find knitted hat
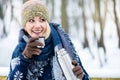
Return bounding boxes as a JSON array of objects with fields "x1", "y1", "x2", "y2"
[{"x1": 21, "y1": 0, "x2": 50, "y2": 27}]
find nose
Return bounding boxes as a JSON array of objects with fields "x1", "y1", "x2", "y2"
[{"x1": 34, "y1": 21, "x2": 41, "y2": 28}]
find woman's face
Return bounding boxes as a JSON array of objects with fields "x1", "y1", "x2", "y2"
[{"x1": 25, "y1": 17, "x2": 48, "y2": 38}]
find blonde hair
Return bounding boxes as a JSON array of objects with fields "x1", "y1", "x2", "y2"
[{"x1": 44, "y1": 21, "x2": 51, "y2": 39}]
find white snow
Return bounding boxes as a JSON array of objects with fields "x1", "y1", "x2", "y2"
[{"x1": 0, "y1": 0, "x2": 120, "y2": 78}]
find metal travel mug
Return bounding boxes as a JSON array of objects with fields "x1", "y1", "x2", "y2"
[{"x1": 36, "y1": 37, "x2": 45, "y2": 48}]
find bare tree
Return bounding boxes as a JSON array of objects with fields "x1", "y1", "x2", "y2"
[
  {"x1": 51, "y1": 0, "x2": 55, "y2": 19},
  {"x1": 78, "y1": 0, "x2": 95, "y2": 59},
  {"x1": 61, "y1": 0, "x2": 69, "y2": 33},
  {"x1": 93, "y1": 0, "x2": 108, "y2": 67},
  {"x1": 113, "y1": 0, "x2": 120, "y2": 48},
  {"x1": 0, "y1": 0, "x2": 13, "y2": 38},
  {"x1": 81, "y1": 0, "x2": 89, "y2": 48}
]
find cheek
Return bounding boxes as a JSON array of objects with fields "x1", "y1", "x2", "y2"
[
  {"x1": 44, "y1": 26, "x2": 47, "y2": 32},
  {"x1": 24, "y1": 24, "x2": 32, "y2": 34},
  {"x1": 25, "y1": 26, "x2": 30, "y2": 32},
  {"x1": 42, "y1": 24, "x2": 47, "y2": 32}
]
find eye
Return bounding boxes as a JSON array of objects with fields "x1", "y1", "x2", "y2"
[
  {"x1": 39, "y1": 18, "x2": 46, "y2": 22},
  {"x1": 28, "y1": 19, "x2": 35, "y2": 23}
]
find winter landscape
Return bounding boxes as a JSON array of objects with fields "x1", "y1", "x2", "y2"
[{"x1": 0, "y1": 0, "x2": 120, "y2": 79}]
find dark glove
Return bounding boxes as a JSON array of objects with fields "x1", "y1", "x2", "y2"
[
  {"x1": 22, "y1": 37, "x2": 43, "y2": 59},
  {"x1": 72, "y1": 60, "x2": 84, "y2": 79}
]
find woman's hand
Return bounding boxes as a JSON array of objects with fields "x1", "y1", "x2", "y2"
[
  {"x1": 22, "y1": 37, "x2": 43, "y2": 58},
  {"x1": 72, "y1": 60, "x2": 84, "y2": 79}
]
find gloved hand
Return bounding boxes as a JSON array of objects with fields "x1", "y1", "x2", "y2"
[
  {"x1": 72, "y1": 60, "x2": 84, "y2": 79},
  {"x1": 22, "y1": 37, "x2": 43, "y2": 59}
]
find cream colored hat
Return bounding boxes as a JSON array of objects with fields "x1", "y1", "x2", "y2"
[{"x1": 21, "y1": 0, "x2": 50, "y2": 27}]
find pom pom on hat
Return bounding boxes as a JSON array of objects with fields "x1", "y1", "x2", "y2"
[{"x1": 21, "y1": 0, "x2": 50, "y2": 27}]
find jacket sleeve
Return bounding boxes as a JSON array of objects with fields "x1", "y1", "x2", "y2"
[{"x1": 7, "y1": 44, "x2": 31, "y2": 80}]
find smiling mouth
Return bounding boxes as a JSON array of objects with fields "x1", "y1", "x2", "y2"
[{"x1": 32, "y1": 30, "x2": 42, "y2": 34}]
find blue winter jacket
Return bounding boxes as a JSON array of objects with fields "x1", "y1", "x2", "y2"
[{"x1": 8, "y1": 23, "x2": 89, "y2": 80}]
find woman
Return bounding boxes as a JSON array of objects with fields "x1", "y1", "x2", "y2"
[{"x1": 8, "y1": 0, "x2": 89, "y2": 80}]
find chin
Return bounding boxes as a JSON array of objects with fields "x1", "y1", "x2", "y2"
[
  {"x1": 31, "y1": 35, "x2": 40, "y2": 38},
  {"x1": 32, "y1": 34, "x2": 45, "y2": 38}
]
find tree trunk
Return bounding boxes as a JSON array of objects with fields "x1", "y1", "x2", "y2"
[
  {"x1": 113, "y1": 0, "x2": 120, "y2": 48},
  {"x1": 61, "y1": 0, "x2": 69, "y2": 33},
  {"x1": 94, "y1": 0, "x2": 106, "y2": 67}
]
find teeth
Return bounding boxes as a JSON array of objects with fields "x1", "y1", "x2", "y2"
[{"x1": 33, "y1": 30, "x2": 42, "y2": 33}]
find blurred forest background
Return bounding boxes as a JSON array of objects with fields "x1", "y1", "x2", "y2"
[{"x1": 0, "y1": 0, "x2": 120, "y2": 80}]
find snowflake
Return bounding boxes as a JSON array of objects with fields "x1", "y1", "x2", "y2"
[
  {"x1": 37, "y1": 67, "x2": 44, "y2": 76},
  {"x1": 11, "y1": 57, "x2": 20, "y2": 70},
  {"x1": 14, "y1": 71, "x2": 23, "y2": 80}
]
